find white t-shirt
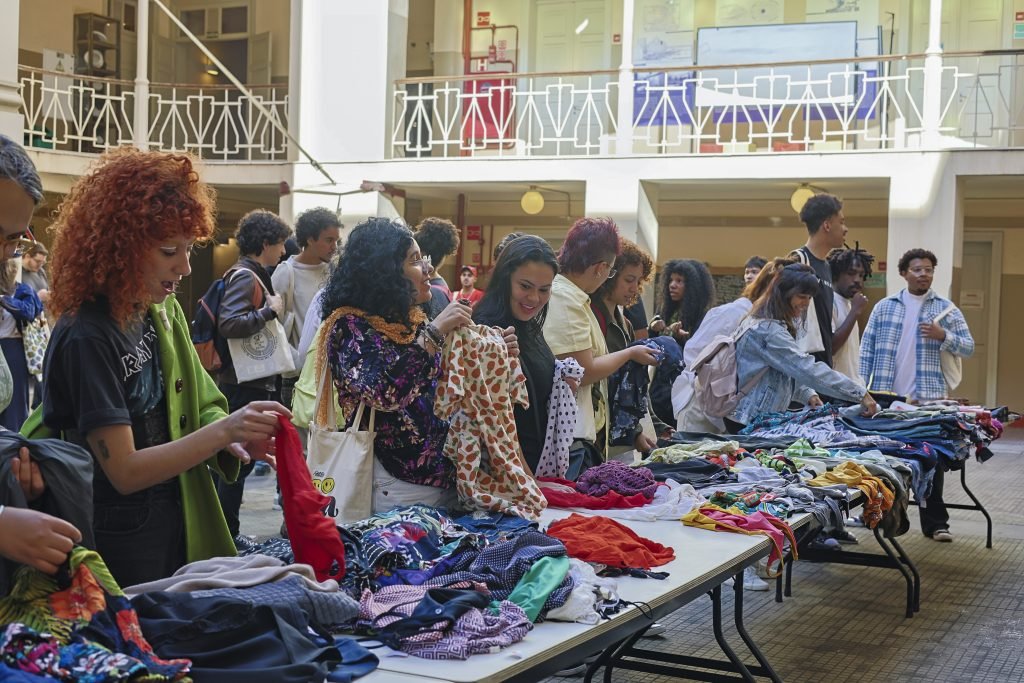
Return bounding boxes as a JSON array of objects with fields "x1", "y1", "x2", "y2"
[
  {"x1": 831, "y1": 295, "x2": 863, "y2": 385},
  {"x1": 271, "y1": 257, "x2": 329, "y2": 347},
  {"x1": 892, "y1": 290, "x2": 926, "y2": 398}
]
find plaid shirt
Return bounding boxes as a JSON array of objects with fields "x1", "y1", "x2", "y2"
[{"x1": 859, "y1": 289, "x2": 974, "y2": 401}]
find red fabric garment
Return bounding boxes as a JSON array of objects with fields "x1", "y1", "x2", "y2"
[
  {"x1": 546, "y1": 513, "x2": 675, "y2": 569},
  {"x1": 274, "y1": 415, "x2": 346, "y2": 581},
  {"x1": 537, "y1": 477, "x2": 653, "y2": 510}
]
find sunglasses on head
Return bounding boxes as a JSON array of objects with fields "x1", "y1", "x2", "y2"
[{"x1": 4, "y1": 230, "x2": 36, "y2": 256}]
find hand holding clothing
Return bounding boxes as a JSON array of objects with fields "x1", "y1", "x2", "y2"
[
  {"x1": 629, "y1": 344, "x2": 661, "y2": 366},
  {"x1": 220, "y1": 400, "x2": 291, "y2": 448},
  {"x1": 433, "y1": 300, "x2": 473, "y2": 336},
  {"x1": 860, "y1": 393, "x2": 879, "y2": 416},
  {"x1": 11, "y1": 446, "x2": 44, "y2": 501},
  {"x1": 807, "y1": 395, "x2": 824, "y2": 408},
  {"x1": 0, "y1": 506, "x2": 82, "y2": 575},
  {"x1": 501, "y1": 326, "x2": 520, "y2": 357}
]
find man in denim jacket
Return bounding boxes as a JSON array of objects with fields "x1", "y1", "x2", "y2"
[{"x1": 859, "y1": 248, "x2": 974, "y2": 543}]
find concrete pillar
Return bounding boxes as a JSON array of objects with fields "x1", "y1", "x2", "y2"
[
  {"x1": 290, "y1": 0, "x2": 410, "y2": 225},
  {"x1": 133, "y1": 0, "x2": 150, "y2": 149},
  {"x1": 0, "y1": 0, "x2": 24, "y2": 138},
  {"x1": 921, "y1": 0, "x2": 943, "y2": 148},
  {"x1": 585, "y1": 176, "x2": 661, "y2": 311},
  {"x1": 886, "y1": 153, "x2": 962, "y2": 297},
  {"x1": 614, "y1": 0, "x2": 635, "y2": 156}
]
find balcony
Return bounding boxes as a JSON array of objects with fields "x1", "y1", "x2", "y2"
[
  {"x1": 391, "y1": 50, "x2": 1024, "y2": 159},
  {"x1": 18, "y1": 66, "x2": 289, "y2": 162}
]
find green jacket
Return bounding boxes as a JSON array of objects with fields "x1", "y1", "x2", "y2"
[{"x1": 21, "y1": 295, "x2": 240, "y2": 563}]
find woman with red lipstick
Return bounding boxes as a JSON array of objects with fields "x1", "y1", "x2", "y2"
[
  {"x1": 473, "y1": 235, "x2": 562, "y2": 473},
  {"x1": 26, "y1": 148, "x2": 288, "y2": 586}
]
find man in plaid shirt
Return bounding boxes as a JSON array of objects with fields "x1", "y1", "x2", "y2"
[{"x1": 859, "y1": 247, "x2": 974, "y2": 543}]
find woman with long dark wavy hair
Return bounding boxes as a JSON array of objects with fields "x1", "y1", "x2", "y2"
[
  {"x1": 474, "y1": 234, "x2": 568, "y2": 473},
  {"x1": 320, "y1": 217, "x2": 517, "y2": 511},
  {"x1": 728, "y1": 263, "x2": 877, "y2": 432},
  {"x1": 26, "y1": 148, "x2": 287, "y2": 586},
  {"x1": 650, "y1": 258, "x2": 716, "y2": 354}
]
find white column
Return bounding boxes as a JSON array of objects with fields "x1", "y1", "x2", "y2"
[
  {"x1": 886, "y1": 153, "x2": 961, "y2": 297},
  {"x1": 584, "y1": 175, "x2": 660, "y2": 261},
  {"x1": 614, "y1": 0, "x2": 635, "y2": 156},
  {"x1": 291, "y1": 0, "x2": 409, "y2": 209},
  {"x1": 0, "y1": 0, "x2": 24, "y2": 139},
  {"x1": 920, "y1": 0, "x2": 943, "y2": 148},
  {"x1": 133, "y1": 0, "x2": 150, "y2": 149}
]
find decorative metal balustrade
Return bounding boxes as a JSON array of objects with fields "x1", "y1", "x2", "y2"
[
  {"x1": 19, "y1": 66, "x2": 289, "y2": 161},
  {"x1": 392, "y1": 50, "x2": 1024, "y2": 158}
]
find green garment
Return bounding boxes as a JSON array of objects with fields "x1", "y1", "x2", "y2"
[
  {"x1": 0, "y1": 350, "x2": 11, "y2": 413},
  {"x1": 505, "y1": 555, "x2": 570, "y2": 622},
  {"x1": 21, "y1": 295, "x2": 240, "y2": 563}
]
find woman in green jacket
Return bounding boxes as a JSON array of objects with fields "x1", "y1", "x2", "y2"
[{"x1": 24, "y1": 148, "x2": 288, "y2": 587}]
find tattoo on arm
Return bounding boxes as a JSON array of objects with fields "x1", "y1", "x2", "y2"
[{"x1": 97, "y1": 439, "x2": 111, "y2": 461}]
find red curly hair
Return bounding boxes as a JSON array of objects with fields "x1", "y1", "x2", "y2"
[{"x1": 49, "y1": 147, "x2": 217, "y2": 325}]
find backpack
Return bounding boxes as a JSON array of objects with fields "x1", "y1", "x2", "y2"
[
  {"x1": 688, "y1": 331, "x2": 766, "y2": 418},
  {"x1": 191, "y1": 268, "x2": 251, "y2": 372}
]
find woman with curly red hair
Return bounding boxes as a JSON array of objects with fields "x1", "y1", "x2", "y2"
[{"x1": 23, "y1": 148, "x2": 289, "y2": 587}]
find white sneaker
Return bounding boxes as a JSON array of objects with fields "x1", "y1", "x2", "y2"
[
  {"x1": 743, "y1": 567, "x2": 770, "y2": 592},
  {"x1": 640, "y1": 622, "x2": 667, "y2": 638}
]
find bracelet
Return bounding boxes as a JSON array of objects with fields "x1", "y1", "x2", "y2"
[{"x1": 424, "y1": 322, "x2": 446, "y2": 348}]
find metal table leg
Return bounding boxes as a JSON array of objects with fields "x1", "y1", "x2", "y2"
[
  {"x1": 732, "y1": 571, "x2": 784, "y2": 683},
  {"x1": 888, "y1": 535, "x2": 921, "y2": 613}
]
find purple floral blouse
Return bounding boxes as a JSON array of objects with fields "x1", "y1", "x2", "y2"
[{"x1": 328, "y1": 313, "x2": 454, "y2": 488}]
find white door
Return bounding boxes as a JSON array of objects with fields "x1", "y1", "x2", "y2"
[
  {"x1": 958, "y1": 237, "x2": 1001, "y2": 405},
  {"x1": 531, "y1": 0, "x2": 612, "y2": 155}
]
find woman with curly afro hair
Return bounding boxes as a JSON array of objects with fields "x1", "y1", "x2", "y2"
[
  {"x1": 319, "y1": 217, "x2": 517, "y2": 512},
  {"x1": 650, "y1": 258, "x2": 716, "y2": 355},
  {"x1": 25, "y1": 148, "x2": 289, "y2": 587}
]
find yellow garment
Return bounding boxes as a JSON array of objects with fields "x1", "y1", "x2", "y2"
[
  {"x1": 807, "y1": 461, "x2": 894, "y2": 529},
  {"x1": 543, "y1": 275, "x2": 609, "y2": 453}
]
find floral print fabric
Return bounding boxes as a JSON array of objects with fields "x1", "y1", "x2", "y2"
[
  {"x1": 0, "y1": 548, "x2": 190, "y2": 681},
  {"x1": 328, "y1": 313, "x2": 453, "y2": 488}
]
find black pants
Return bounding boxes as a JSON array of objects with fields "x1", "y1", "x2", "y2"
[
  {"x1": 216, "y1": 383, "x2": 274, "y2": 538},
  {"x1": 95, "y1": 480, "x2": 185, "y2": 587},
  {"x1": 920, "y1": 466, "x2": 950, "y2": 536}
]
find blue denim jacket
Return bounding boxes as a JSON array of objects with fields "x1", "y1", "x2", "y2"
[{"x1": 731, "y1": 319, "x2": 866, "y2": 425}]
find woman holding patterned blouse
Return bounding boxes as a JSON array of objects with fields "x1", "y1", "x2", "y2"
[{"x1": 320, "y1": 217, "x2": 517, "y2": 512}]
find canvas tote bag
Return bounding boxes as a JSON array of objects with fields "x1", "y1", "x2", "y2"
[
  {"x1": 307, "y1": 326, "x2": 375, "y2": 523},
  {"x1": 226, "y1": 273, "x2": 296, "y2": 382}
]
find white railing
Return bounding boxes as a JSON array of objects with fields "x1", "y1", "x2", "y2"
[
  {"x1": 391, "y1": 50, "x2": 1024, "y2": 158},
  {"x1": 19, "y1": 66, "x2": 289, "y2": 161}
]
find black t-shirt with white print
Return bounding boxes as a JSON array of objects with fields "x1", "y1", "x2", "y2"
[{"x1": 43, "y1": 297, "x2": 169, "y2": 503}]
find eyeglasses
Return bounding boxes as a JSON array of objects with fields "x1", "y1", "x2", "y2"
[
  {"x1": 595, "y1": 261, "x2": 617, "y2": 279},
  {"x1": 412, "y1": 254, "x2": 432, "y2": 272},
  {"x1": 908, "y1": 267, "x2": 934, "y2": 275},
  {"x1": 3, "y1": 230, "x2": 36, "y2": 257}
]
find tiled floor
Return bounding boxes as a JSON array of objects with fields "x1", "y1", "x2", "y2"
[{"x1": 239, "y1": 429, "x2": 1024, "y2": 682}]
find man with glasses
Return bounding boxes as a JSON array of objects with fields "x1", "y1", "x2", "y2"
[
  {"x1": 0, "y1": 135, "x2": 85, "y2": 587},
  {"x1": 859, "y1": 248, "x2": 974, "y2": 543}
]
